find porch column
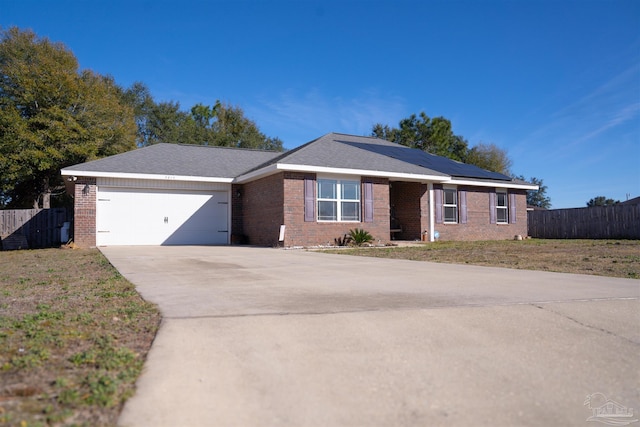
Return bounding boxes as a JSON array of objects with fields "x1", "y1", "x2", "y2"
[{"x1": 428, "y1": 182, "x2": 435, "y2": 242}]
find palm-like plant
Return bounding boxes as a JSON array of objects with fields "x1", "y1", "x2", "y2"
[{"x1": 348, "y1": 228, "x2": 373, "y2": 246}]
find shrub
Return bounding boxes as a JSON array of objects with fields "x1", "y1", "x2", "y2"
[
  {"x1": 334, "y1": 234, "x2": 352, "y2": 246},
  {"x1": 348, "y1": 228, "x2": 374, "y2": 246}
]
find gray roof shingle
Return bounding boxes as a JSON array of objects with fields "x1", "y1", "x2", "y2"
[
  {"x1": 261, "y1": 133, "x2": 448, "y2": 177},
  {"x1": 63, "y1": 133, "x2": 514, "y2": 183},
  {"x1": 245, "y1": 133, "x2": 511, "y2": 181},
  {"x1": 63, "y1": 143, "x2": 282, "y2": 178}
]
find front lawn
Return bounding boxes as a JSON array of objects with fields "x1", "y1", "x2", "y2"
[
  {"x1": 325, "y1": 239, "x2": 640, "y2": 279},
  {"x1": 0, "y1": 248, "x2": 160, "y2": 427}
]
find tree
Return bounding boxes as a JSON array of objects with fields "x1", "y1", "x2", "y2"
[
  {"x1": 372, "y1": 112, "x2": 520, "y2": 176},
  {"x1": 466, "y1": 143, "x2": 512, "y2": 175},
  {"x1": 0, "y1": 27, "x2": 136, "y2": 208},
  {"x1": 586, "y1": 196, "x2": 619, "y2": 207},
  {"x1": 372, "y1": 112, "x2": 468, "y2": 161},
  {"x1": 123, "y1": 84, "x2": 283, "y2": 151},
  {"x1": 147, "y1": 101, "x2": 200, "y2": 145},
  {"x1": 209, "y1": 102, "x2": 283, "y2": 150},
  {"x1": 122, "y1": 81, "x2": 156, "y2": 147},
  {"x1": 515, "y1": 175, "x2": 551, "y2": 208}
]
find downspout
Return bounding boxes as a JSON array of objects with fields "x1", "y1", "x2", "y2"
[{"x1": 428, "y1": 182, "x2": 435, "y2": 242}]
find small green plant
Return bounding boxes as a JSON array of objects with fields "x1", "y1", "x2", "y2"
[
  {"x1": 334, "y1": 234, "x2": 352, "y2": 246},
  {"x1": 348, "y1": 228, "x2": 374, "y2": 246},
  {"x1": 83, "y1": 373, "x2": 120, "y2": 407},
  {"x1": 1, "y1": 248, "x2": 161, "y2": 424}
]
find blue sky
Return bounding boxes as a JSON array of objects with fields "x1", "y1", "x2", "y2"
[{"x1": 2, "y1": 0, "x2": 639, "y2": 208}]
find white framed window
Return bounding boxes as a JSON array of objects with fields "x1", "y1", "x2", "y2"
[
  {"x1": 443, "y1": 187, "x2": 458, "y2": 223},
  {"x1": 317, "y1": 178, "x2": 361, "y2": 222},
  {"x1": 496, "y1": 190, "x2": 508, "y2": 224}
]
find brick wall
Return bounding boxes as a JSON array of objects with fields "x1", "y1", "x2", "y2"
[
  {"x1": 237, "y1": 175, "x2": 528, "y2": 246},
  {"x1": 230, "y1": 184, "x2": 245, "y2": 243},
  {"x1": 282, "y1": 174, "x2": 390, "y2": 247},
  {"x1": 435, "y1": 187, "x2": 528, "y2": 241},
  {"x1": 241, "y1": 173, "x2": 285, "y2": 246},
  {"x1": 73, "y1": 177, "x2": 96, "y2": 248}
]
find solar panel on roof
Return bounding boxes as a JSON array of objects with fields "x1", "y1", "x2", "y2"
[{"x1": 337, "y1": 139, "x2": 511, "y2": 181}]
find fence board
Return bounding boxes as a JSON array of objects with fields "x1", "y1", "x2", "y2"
[
  {"x1": 0, "y1": 208, "x2": 69, "y2": 250},
  {"x1": 528, "y1": 205, "x2": 640, "y2": 239}
]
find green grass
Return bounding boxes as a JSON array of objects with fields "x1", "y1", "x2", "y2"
[
  {"x1": 323, "y1": 239, "x2": 640, "y2": 279},
  {"x1": 0, "y1": 248, "x2": 160, "y2": 427}
]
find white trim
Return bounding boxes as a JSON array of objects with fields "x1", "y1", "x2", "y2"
[
  {"x1": 496, "y1": 188, "x2": 509, "y2": 224},
  {"x1": 316, "y1": 176, "x2": 361, "y2": 222},
  {"x1": 447, "y1": 178, "x2": 538, "y2": 190},
  {"x1": 442, "y1": 186, "x2": 458, "y2": 224},
  {"x1": 428, "y1": 183, "x2": 435, "y2": 242},
  {"x1": 233, "y1": 164, "x2": 279, "y2": 183},
  {"x1": 63, "y1": 166, "x2": 539, "y2": 190},
  {"x1": 61, "y1": 169, "x2": 234, "y2": 183},
  {"x1": 235, "y1": 163, "x2": 450, "y2": 183},
  {"x1": 280, "y1": 164, "x2": 449, "y2": 182},
  {"x1": 96, "y1": 177, "x2": 231, "y2": 192}
]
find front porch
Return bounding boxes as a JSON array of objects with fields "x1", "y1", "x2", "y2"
[{"x1": 388, "y1": 181, "x2": 431, "y2": 242}]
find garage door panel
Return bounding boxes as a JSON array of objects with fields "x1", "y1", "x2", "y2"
[
  {"x1": 163, "y1": 194, "x2": 228, "y2": 245},
  {"x1": 97, "y1": 187, "x2": 229, "y2": 246}
]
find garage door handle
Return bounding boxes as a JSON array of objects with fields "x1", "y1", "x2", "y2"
[{"x1": 164, "y1": 217, "x2": 168, "y2": 224}]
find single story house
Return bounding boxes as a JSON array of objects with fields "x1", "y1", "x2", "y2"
[{"x1": 61, "y1": 132, "x2": 538, "y2": 247}]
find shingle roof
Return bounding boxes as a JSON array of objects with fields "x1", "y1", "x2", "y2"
[
  {"x1": 63, "y1": 143, "x2": 281, "y2": 178},
  {"x1": 63, "y1": 133, "x2": 514, "y2": 183},
  {"x1": 245, "y1": 133, "x2": 511, "y2": 181},
  {"x1": 277, "y1": 133, "x2": 448, "y2": 176}
]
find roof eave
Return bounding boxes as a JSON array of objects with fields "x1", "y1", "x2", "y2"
[
  {"x1": 447, "y1": 177, "x2": 539, "y2": 190},
  {"x1": 234, "y1": 163, "x2": 450, "y2": 183},
  {"x1": 60, "y1": 169, "x2": 234, "y2": 183}
]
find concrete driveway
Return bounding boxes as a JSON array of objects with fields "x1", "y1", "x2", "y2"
[{"x1": 101, "y1": 246, "x2": 640, "y2": 427}]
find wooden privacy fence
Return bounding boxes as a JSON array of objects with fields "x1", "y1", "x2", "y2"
[
  {"x1": 0, "y1": 208, "x2": 70, "y2": 250},
  {"x1": 528, "y1": 204, "x2": 640, "y2": 239}
]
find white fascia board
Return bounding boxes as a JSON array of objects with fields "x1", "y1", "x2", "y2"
[
  {"x1": 447, "y1": 177, "x2": 539, "y2": 190},
  {"x1": 60, "y1": 169, "x2": 233, "y2": 183},
  {"x1": 233, "y1": 164, "x2": 279, "y2": 183},
  {"x1": 238, "y1": 163, "x2": 449, "y2": 183}
]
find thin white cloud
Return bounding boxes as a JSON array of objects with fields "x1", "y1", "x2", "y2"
[
  {"x1": 247, "y1": 88, "x2": 407, "y2": 147},
  {"x1": 578, "y1": 102, "x2": 640, "y2": 142},
  {"x1": 519, "y1": 62, "x2": 640, "y2": 159}
]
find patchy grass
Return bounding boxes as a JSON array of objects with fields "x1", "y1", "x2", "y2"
[
  {"x1": 0, "y1": 248, "x2": 160, "y2": 427},
  {"x1": 324, "y1": 239, "x2": 640, "y2": 279}
]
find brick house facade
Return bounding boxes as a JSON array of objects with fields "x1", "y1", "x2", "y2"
[{"x1": 63, "y1": 133, "x2": 537, "y2": 247}]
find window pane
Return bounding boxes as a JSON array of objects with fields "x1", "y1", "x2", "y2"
[
  {"x1": 318, "y1": 180, "x2": 336, "y2": 199},
  {"x1": 342, "y1": 181, "x2": 360, "y2": 200},
  {"x1": 444, "y1": 206, "x2": 457, "y2": 223},
  {"x1": 497, "y1": 208, "x2": 508, "y2": 223},
  {"x1": 318, "y1": 201, "x2": 337, "y2": 221},
  {"x1": 341, "y1": 201, "x2": 360, "y2": 221},
  {"x1": 444, "y1": 189, "x2": 456, "y2": 205},
  {"x1": 497, "y1": 192, "x2": 507, "y2": 207}
]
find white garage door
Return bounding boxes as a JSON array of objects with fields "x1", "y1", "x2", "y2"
[{"x1": 96, "y1": 187, "x2": 229, "y2": 246}]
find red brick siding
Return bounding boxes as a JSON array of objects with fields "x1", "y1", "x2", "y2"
[
  {"x1": 73, "y1": 177, "x2": 96, "y2": 248},
  {"x1": 282, "y1": 174, "x2": 390, "y2": 247},
  {"x1": 241, "y1": 174, "x2": 285, "y2": 246},
  {"x1": 435, "y1": 187, "x2": 528, "y2": 241}
]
